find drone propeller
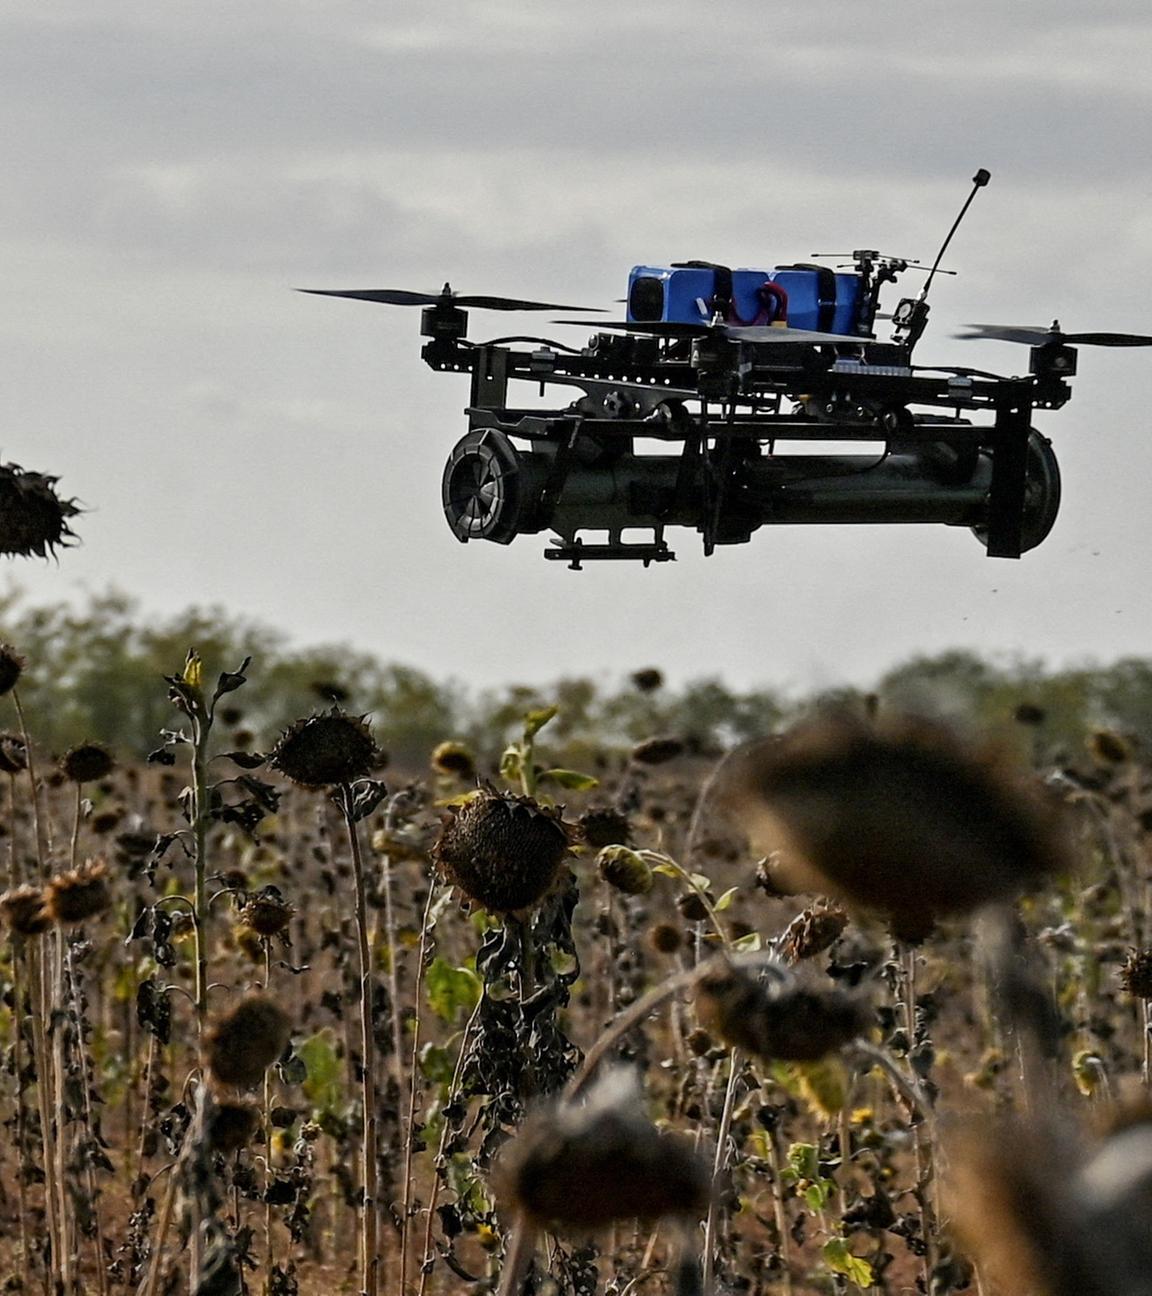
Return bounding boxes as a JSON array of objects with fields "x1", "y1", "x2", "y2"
[
  {"x1": 299, "y1": 283, "x2": 603, "y2": 312},
  {"x1": 957, "y1": 321, "x2": 1152, "y2": 347},
  {"x1": 553, "y1": 319, "x2": 858, "y2": 345}
]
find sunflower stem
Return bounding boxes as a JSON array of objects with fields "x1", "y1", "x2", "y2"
[
  {"x1": 69, "y1": 781, "x2": 81, "y2": 871},
  {"x1": 264, "y1": 940, "x2": 277, "y2": 1296},
  {"x1": 399, "y1": 881, "x2": 439, "y2": 1296},
  {"x1": 188, "y1": 708, "x2": 211, "y2": 1286},
  {"x1": 341, "y1": 786, "x2": 379, "y2": 1296},
  {"x1": 416, "y1": 998, "x2": 483, "y2": 1296},
  {"x1": 702, "y1": 1047, "x2": 741, "y2": 1296},
  {"x1": 898, "y1": 943, "x2": 938, "y2": 1288}
]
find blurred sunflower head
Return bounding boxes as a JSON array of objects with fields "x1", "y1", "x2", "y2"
[
  {"x1": 723, "y1": 711, "x2": 1069, "y2": 931},
  {"x1": 496, "y1": 1070, "x2": 709, "y2": 1229}
]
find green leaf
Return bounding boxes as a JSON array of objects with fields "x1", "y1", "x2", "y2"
[
  {"x1": 823, "y1": 1237, "x2": 874, "y2": 1287},
  {"x1": 714, "y1": 886, "x2": 739, "y2": 912},
  {"x1": 537, "y1": 768, "x2": 599, "y2": 791},
  {"x1": 793, "y1": 1058, "x2": 848, "y2": 1120},
  {"x1": 297, "y1": 1031, "x2": 342, "y2": 1114},
  {"x1": 426, "y1": 958, "x2": 482, "y2": 1025},
  {"x1": 786, "y1": 1142, "x2": 820, "y2": 1181},
  {"x1": 418, "y1": 1043, "x2": 455, "y2": 1085},
  {"x1": 688, "y1": 871, "x2": 712, "y2": 893},
  {"x1": 804, "y1": 1180, "x2": 831, "y2": 1211},
  {"x1": 650, "y1": 862, "x2": 680, "y2": 878},
  {"x1": 522, "y1": 705, "x2": 559, "y2": 740},
  {"x1": 732, "y1": 931, "x2": 762, "y2": 953}
]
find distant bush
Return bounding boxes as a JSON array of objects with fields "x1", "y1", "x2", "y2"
[{"x1": 1, "y1": 585, "x2": 1149, "y2": 763}]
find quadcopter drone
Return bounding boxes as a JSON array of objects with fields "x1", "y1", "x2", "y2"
[{"x1": 303, "y1": 170, "x2": 1152, "y2": 567}]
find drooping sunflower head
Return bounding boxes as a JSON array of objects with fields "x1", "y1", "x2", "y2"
[
  {"x1": 695, "y1": 961, "x2": 865, "y2": 1063},
  {"x1": 0, "y1": 733, "x2": 27, "y2": 775},
  {"x1": 205, "y1": 995, "x2": 291, "y2": 1089},
  {"x1": 430, "y1": 740, "x2": 477, "y2": 781},
  {"x1": 46, "y1": 860, "x2": 111, "y2": 925},
  {"x1": 60, "y1": 742, "x2": 115, "y2": 785},
  {"x1": 496, "y1": 1070, "x2": 710, "y2": 1229},
  {"x1": 724, "y1": 711, "x2": 1069, "y2": 931},
  {"x1": 0, "y1": 463, "x2": 80, "y2": 559},
  {"x1": 268, "y1": 708, "x2": 378, "y2": 788},
  {"x1": 0, "y1": 884, "x2": 51, "y2": 937},
  {"x1": 432, "y1": 789, "x2": 575, "y2": 914},
  {"x1": 238, "y1": 885, "x2": 295, "y2": 938}
]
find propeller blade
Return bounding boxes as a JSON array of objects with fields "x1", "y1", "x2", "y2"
[
  {"x1": 455, "y1": 294, "x2": 603, "y2": 312},
  {"x1": 955, "y1": 324, "x2": 1056, "y2": 345},
  {"x1": 299, "y1": 287, "x2": 602, "y2": 312},
  {"x1": 298, "y1": 287, "x2": 445, "y2": 306},
  {"x1": 959, "y1": 323, "x2": 1152, "y2": 348},
  {"x1": 1062, "y1": 331, "x2": 1152, "y2": 347}
]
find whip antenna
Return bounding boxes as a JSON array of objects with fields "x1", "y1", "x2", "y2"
[{"x1": 919, "y1": 168, "x2": 990, "y2": 305}]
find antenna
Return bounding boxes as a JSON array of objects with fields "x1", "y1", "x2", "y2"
[
  {"x1": 890, "y1": 169, "x2": 990, "y2": 351},
  {"x1": 919, "y1": 168, "x2": 990, "y2": 306}
]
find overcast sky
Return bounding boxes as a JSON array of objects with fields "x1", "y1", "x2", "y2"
[{"x1": 3, "y1": 1, "x2": 1152, "y2": 696}]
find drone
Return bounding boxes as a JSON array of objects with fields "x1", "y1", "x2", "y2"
[{"x1": 303, "y1": 170, "x2": 1152, "y2": 567}]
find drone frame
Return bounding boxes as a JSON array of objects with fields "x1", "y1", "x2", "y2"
[{"x1": 422, "y1": 299, "x2": 1069, "y2": 566}]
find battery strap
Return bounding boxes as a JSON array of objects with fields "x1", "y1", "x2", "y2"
[{"x1": 673, "y1": 260, "x2": 733, "y2": 318}]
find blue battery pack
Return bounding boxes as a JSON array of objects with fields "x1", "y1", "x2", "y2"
[{"x1": 627, "y1": 264, "x2": 860, "y2": 335}]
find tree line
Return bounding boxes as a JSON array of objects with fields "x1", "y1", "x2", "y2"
[{"x1": 1, "y1": 586, "x2": 1147, "y2": 767}]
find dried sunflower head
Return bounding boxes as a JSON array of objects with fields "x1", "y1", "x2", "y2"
[
  {"x1": 649, "y1": 922, "x2": 683, "y2": 955},
  {"x1": 778, "y1": 900, "x2": 849, "y2": 965},
  {"x1": 596, "y1": 845, "x2": 653, "y2": 896},
  {"x1": 579, "y1": 807, "x2": 633, "y2": 849},
  {"x1": 60, "y1": 742, "x2": 115, "y2": 785},
  {"x1": 432, "y1": 789, "x2": 574, "y2": 914},
  {"x1": 695, "y1": 961, "x2": 865, "y2": 1063},
  {"x1": 0, "y1": 463, "x2": 80, "y2": 558},
  {"x1": 630, "y1": 668, "x2": 664, "y2": 693},
  {"x1": 724, "y1": 712, "x2": 1069, "y2": 931},
  {"x1": 0, "y1": 646, "x2": 25, "y2": 697},
  {"x1": 46, "y1": 860, "x2": 110, "y2": 924},
  {"x1": 0, "y1": 884, "x2": 51, "y2": 936},
  {"x1": 430, "y1": 740, "x2": 477, "y2": 781},
  {"x1": 631, "y1": 736, "x2": 685, "y2": 766},
  {"x1": 238, "y1": 886, "x2": 295, "y2": 938},
  {"x1": 1087, "y1": 729, "x2": 1131, "y2": 766},
  {"x1": 496, "y1": 1070, "x2": 709, "y2": 1229},
  {"x1": 1120, "y1": 949, "x2": 1152, "y2": 1000},
  {"x1": 205, "y1": 995, "x2": 291, "y2": 1089},
  {"x1": 0, "y1": 733, "x2": 27, "y2": 775},
  {"x1": 89, "y1": 807, "x2": 123, "y2": 834},
  {"x1": 205, "y1": 1100, "x2": 260, "y2": 1154},
  {"x1": 1014, "y1": 702, "x2": 1047, "y2": 727},
  {"x1": 268, "y1": 708, "x2": 378, "y2": 788}
]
